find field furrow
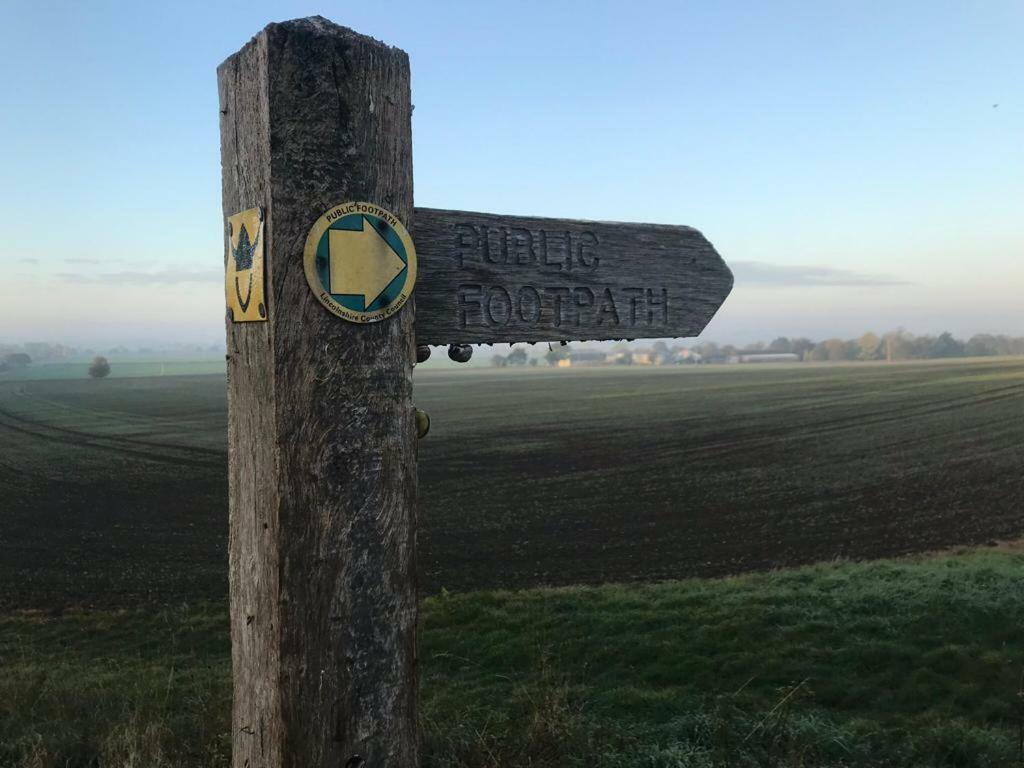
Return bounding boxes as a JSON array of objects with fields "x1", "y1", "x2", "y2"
[{"x1": 1, "y1": 359, "x2": 1022, "y2": 607}]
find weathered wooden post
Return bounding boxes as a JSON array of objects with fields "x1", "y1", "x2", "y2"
[
  {"x1": 218, "y1": 14, "x2": 734, "y2": 768},
  {"x1": 218, "y1": 17, "x2": 418, "y2": 768}
]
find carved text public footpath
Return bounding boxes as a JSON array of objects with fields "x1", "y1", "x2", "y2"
[
  {"x1": 413, "y1": 207, "x2": 733, "y2": 345},
  {"x1": 453, "y1": 222, "x2": 668, "y2": 331}
]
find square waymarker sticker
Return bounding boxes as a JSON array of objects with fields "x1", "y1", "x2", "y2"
[{"x1": 226, "y1": 207, "x2": 267, "y2": 322}]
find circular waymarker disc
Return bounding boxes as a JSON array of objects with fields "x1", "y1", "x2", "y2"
[{"x1": 303, "y1": 201, "x2": 416, "y2": 323}]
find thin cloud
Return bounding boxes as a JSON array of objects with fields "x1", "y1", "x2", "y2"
[
  {"x1": 19, "y1": 258, "x2": 39, "y2": 265},
  {"x1": 64, "y1": 257, "x2": 103, "y2": 264},
  {"x1": 58, "y1": 269, "x2": 221, "y2": 285},
  {"x1": 732, "y1": 261, "x2": 910, "y2": 287}
]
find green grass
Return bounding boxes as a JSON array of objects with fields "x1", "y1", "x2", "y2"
[{"x1": 3, "y1": 550, "x2": 1023, "y2": 767}]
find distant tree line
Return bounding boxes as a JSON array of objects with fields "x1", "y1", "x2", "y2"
[
  {"x1": 0, "y1": 352, "x2": 32, "y2": 373},
  {"x1": 692, "y1": 331, "x2": 1024, "y2": 363},
  {"x1": 0, "y1": 342, "x2": 225, "y2": 363},
  {"x1": 491, "y1": 347, "x2": 539, "y2": 367},
  {"x1": 487, "y1": 331, "x2": 1024, "y2": 369},
  {"x1": 0, "y1": 342, "x2": 74, "y2": 364},
  {"x1": 0, "y1": 350, "x2": 114, "y2": 377}
]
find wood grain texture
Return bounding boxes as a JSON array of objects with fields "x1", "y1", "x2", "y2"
[
  {"x1": 218, "y1": 16, "x2": 418, "y2": 768},
  {"x1": 412, "y1": 208, "x2": 733, "y2": 345}
]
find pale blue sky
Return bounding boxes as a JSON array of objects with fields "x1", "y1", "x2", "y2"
[{"x1": 1, "y1": 0, "x2": 1020, "y2": 345}]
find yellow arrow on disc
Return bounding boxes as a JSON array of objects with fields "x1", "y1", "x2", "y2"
[{"x1": 328, "y1": 218, "x2": 406, "y2": 308}]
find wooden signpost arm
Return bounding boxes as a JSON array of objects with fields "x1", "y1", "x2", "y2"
[
  {"x1": 218, "y1": 17, "x2": 418, "y2": 768},
  {"x1": 413, "y1": 207, "x2": 733, "y2": 345}
]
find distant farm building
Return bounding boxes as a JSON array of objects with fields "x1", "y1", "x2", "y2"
[
  {"x1": 735, "y1": 353, "x2": 801, "y2": 364},
  {"x1": 675, "y1": 348, "x2": 702, "y2": 363},
  {"x1": 558, "y1": 349, "x2": 608, "y2": 367},
  {"x1": 610, "y1": 347, "x2": 702, "y2": 365}
]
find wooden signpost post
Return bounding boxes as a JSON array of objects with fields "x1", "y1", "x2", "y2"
[{"x1": 218, "y1": 16, "x2": 732, "y2": 768}]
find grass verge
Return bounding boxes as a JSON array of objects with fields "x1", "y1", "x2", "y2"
[{"x1": 3, "y1": 550, "x2": 1023, "y2": 767}]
